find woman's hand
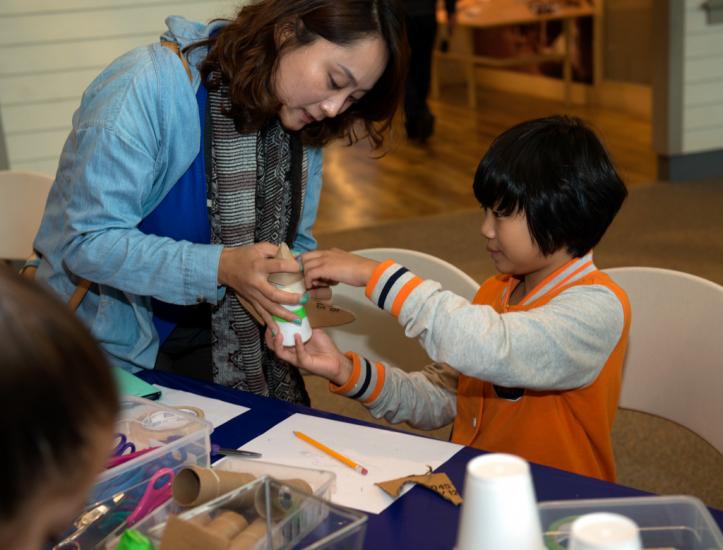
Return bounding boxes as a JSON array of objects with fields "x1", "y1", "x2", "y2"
[
  {"x1": 300, "y1": 248, "x2": 379, "y2": 289},
  {"x1": 218, "y1": 242, "x2": 306, "y2": 328},
  {"x1": 265, "y1": 328, "x2": 353, "y2": 387}
]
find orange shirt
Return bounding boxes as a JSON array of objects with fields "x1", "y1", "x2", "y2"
[{"x1": 452, "y1": 269, "x2": 630, "y2": 481}]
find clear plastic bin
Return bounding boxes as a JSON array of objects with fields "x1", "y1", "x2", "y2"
[
  {"x1": 55, "y1": 397, "x2": 212, "y2": 548},
  {"x1": 131, "y1": 476, "x2": 367, "y2": 550},
  {"x1": 539, "y1": 495, "x2": 723, "y2": 549}
]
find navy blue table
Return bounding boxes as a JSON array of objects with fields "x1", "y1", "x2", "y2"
[{"x1": 139, "y1": 370, "x2": 723, "y2": 549}]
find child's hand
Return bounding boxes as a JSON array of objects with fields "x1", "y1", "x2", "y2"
[
  {"x1": 265, "y1": 328, "x2": 353, "y2": 386},
  {"x1": 300, "y1": 248, "x2": 379, "y2": 289}
]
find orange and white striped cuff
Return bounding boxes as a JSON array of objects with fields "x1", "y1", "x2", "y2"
[
  {"x1": 364, "y1": 260, "x2": 424, "y2": 318},
  {"x1": 330, "y1": 352, "x2": 386, "y2": 405}
]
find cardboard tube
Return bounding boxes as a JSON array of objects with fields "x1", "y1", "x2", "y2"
[
  {"x1": 173, "y1": 465, "x2": 256, "y2": 507},
  {"x1": 228, "y1": 518, "x2": 269, "y2": 550},
  {"x1": 159, "y1": 515, "x2": 229, "y2": 550},
  {"x1": 254, "y1": 478, "x2": 313, "y2": 520},
  {"x1": 204, "y1": 510, "x2": 249, "y2": 540}
]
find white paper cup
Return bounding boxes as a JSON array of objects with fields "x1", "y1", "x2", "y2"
[
  {"x1": 455, "y1": 453, "x2": 545, "y2": 550},
  {"x1": 568, "y1": 512, "x2": 642, "y2": 550},
  {"x1": 279, "y1": 312, "x2": 312, "y2": 346}
]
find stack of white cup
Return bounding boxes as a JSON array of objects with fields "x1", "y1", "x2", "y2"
[{"x1": 455, "y1": 453, "x2": 545, "y2": 549}]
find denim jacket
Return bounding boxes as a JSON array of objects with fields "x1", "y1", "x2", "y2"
[{"x1": 33, "y1": 16, "x2": 323, "y2": 371}]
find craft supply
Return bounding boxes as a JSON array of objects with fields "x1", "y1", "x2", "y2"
[
  {"x1": 569, "y1": 513, "x2": 642, "y2": 550},
  {"x1": 228, "y1": 518, "x2": 269, "y2": 550},
  {"x1": 211, "y1": 444, "x2": 262, "y2": 459},
  {"x1": 115, "y1": 528, "x2": 154, "y2": 550},
  {"x1": 172, "y1": 465, "x2": 256, "y2": 507},
  {"x1": 376, "y1": 469, "x2": 462, "y2": 506},
  {"x1": 159, "y1": 515, "x2": 228, "y2": 550},
  {"x1": 113, "y1": 432, "x2": 137, "y2": 457},
  {"x1": 106, "y1": 446, "x2": 160, "y2": 469},
  {"x1": 204, "y1": 510, "x2": 249, "y2": 540},
  {"x1": 254, "y1": 478, "x2": 313, "y2": 520},
  {"x1": 294, "y1": 431, "x2": 368, "y2": 475},
  {"x1": 268, "y1": 243, "x2": 312, "y2": 346},
  {"x1": 456, "y1": 453, "x2": 544, "y2": 550}
]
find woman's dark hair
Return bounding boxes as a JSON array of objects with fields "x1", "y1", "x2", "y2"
[
  {"x1": 473, "y1": 115, "x2": 628, "y2": 257},
  {"x1": 0, "y1": 268, "x2": 118, "y2": 521},
  {"x1": 192, "y1": 0, "x2": 407, "y2": 149}
]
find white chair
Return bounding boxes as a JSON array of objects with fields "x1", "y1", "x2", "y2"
[
  {"x1": 325, "y1": 248, "x2": 479, "y2": 372},
  {"x1": 604, "y1": 266, "x2": 723, "y2": 454},
  {"x1": 0, "y1": 170, "x2": 53, "y2": 260}
]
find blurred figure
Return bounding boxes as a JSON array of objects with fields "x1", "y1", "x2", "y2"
[
  {"x1": 404, "y1": 0, "x2": 457, "y2": 143},
  {"x1": 0, "y1": 266, "x2": 118, "y2": 549}
]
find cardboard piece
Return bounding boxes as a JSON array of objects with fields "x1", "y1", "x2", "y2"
[
  {"x1": 159, "y1": 515, "x2": 229, "y2": 550},
  {"x1": 376, "y1": 470, "x2": 463, "y2": 506},
  {"x1": 173, "y1": 465, "x2": 256, "y2": 507},
  {"x1": 228, "y1": 518, "x2": 269, "y2": 550},
  {"x1": 267, "y1": 243, "x2": 302, "y2": 287},
  {"x1": 204, "y1": 510, "x2": 248, "y2": 540}
]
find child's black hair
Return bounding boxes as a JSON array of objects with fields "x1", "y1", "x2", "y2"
[
  {"x1": 0, "y1": 267, "x2": 118, "y2": 524},
  {"x1": 473, "y1": 115, "x2": 627, "y2": 257}
]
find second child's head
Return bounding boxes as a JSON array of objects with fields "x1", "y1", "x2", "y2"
[
  {"x1": 473, "y1": 115, "x2": 627, "y2": 278},
  {"x1": 0, "y1": 268, "x2": 119, "y2": 550}
]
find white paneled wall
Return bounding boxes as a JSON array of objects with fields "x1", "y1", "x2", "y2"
[
  {"x1": 0, "y1": 0, "x2": 240, "y2": 175},
  {"x1": 682, "y1": 1, "x2": 723, "y2": 153}
]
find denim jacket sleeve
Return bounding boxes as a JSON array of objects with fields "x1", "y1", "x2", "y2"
[
  {"x1": 50, "y1": 45, "x2": 222, "y2": 305},
  {"x1": 292, "y1": 146, "x2": 323, "y2": 253}
]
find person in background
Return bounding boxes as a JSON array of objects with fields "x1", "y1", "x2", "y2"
[
  {"x1": 270, "y1": 116, "x2": 631, "y2": 481},
  {"x1": 404, "y1": 0, "x2": 456, "y2": 142},
  {"x1": 31, "y1": 0, "x2": 407, "y2": 404},
  {"x1": 0, "y1": 267, "x2": 119, "y2": 549}
]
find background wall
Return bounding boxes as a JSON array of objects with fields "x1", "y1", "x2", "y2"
[
  {"x1": 680, "y1": 0, "x2": 723, "y2": 153},
  {"x1": 0, "y1": 0, "x2": 240, "y2": 175}
]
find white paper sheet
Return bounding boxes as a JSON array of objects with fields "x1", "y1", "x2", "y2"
[
  {"x1": 241, "y1": 413, "x2": 463, "y2": 514},
  {"x1": 156, "y1": 386, "x2": 249, "y2": 428}
]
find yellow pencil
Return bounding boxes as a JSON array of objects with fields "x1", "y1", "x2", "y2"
[{"x1": 294, "y1": 430, "x2": 368, "y2": 475}]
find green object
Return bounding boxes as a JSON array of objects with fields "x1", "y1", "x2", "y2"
[
  {"x1": 113, "y1": 366, "x2": 162, "y2": 400},
  {"x1": 115, "y1": 528, "x2": 154, "y2": 550},
  {"x1": 272, "y1": 305, "x2": 308, "y2": 323}
]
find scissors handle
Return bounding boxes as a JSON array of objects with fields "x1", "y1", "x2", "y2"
[
  {"x1": 112, "y1": 432, "x2": 136, "y2": 457},
  {"x1": 125, "y1": 467, "x2": 174, "y2": 526}
]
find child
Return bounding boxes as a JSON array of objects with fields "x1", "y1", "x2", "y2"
[
  {"x1": 0, "y1": 267, "x2": 119, "y2": 549},
  {"x1": 268, "y1": 115, "x2": 630, "y2": 481}
]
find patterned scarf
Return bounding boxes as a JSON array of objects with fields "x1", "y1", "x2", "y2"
[{"x1": 207, "y1": 79, "x2": 310, "y2": 404}]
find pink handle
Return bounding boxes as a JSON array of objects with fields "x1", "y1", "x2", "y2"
[
  {"x1": 125, "y1": 467, "x2": 174, "y2": 526},
  {"x1": 106, "y1": 446, "x2": 160, "y2": 469}
]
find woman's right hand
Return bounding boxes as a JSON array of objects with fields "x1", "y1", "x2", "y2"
[
  {"x1": 217, "y1": 242, "x2": 306, "y2": 327},
  {"x1": 265, "y1": 328, "x2": 353, "y2": 387}
]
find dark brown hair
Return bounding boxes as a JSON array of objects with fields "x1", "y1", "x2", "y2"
[
  {"x1": 0, "y1": 267, "x2": 118, "y2": 521},
  {"x1": 192, "y1": 0, "x2": 407, "y2": 149}
]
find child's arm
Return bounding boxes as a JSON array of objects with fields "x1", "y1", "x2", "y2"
[
  {"x1": 300, "y1": 249, "x2": 379, "y2": 288},
  {"x1": 265, "y1": 329, "x2": 457, "y2": 430},
  {"x1": 366, "y1": 262, "x2": 626, "y2": 391}
]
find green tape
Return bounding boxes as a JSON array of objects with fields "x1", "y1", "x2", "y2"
[{"x1": 272, "y1": 306, "x2": 307, "y2": 323}]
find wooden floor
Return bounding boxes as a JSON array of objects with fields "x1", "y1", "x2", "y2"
[{"x1": 315, "y1": 86, "x2": 656, "y2": 234}]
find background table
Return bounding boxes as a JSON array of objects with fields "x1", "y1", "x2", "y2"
[
  {"x1": 139, "y1": 370, "x2": 723, "y2": 549},
  {"x1": 434, "y1": 0, "x2": 599, "y2": 107}
]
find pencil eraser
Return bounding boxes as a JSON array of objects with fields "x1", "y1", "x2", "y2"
[{"x1": 361, "y1": 467, "x2": 368, "y2": 476}]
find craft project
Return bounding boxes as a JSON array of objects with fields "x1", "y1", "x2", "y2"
[
  {"x1": 235, "y1": 243, "x2": 355, "y2": 339},
  {"x1": 268, "y1": 243, "x2": 313, "y2": 346}
]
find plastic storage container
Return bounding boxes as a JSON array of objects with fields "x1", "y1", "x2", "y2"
[
  {"x1": 539, "y1": 495, "x2": 723, "y2": 550},
  {"x1": 129, "y1": 476, "x2": 367, "y2": 550},
  {"x1": 55, "y1": 397, "x2": 212, "y2": 548}
]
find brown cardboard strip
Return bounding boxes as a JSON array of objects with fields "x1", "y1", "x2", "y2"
[{"x1": 376, "y1": 471, "x2": 462, "y2": 506}]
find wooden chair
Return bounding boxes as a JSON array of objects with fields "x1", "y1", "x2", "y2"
[{"x1": 0, "y1": 170, "x2": 53, "y2": 261}]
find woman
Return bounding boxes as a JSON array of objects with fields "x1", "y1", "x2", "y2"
[
  {"x1": 0, "y1": 267, "x2": 118, "y2": 549},
  {"x1": 32, "y1": 0, "x2": 407, "y2": 404}
]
